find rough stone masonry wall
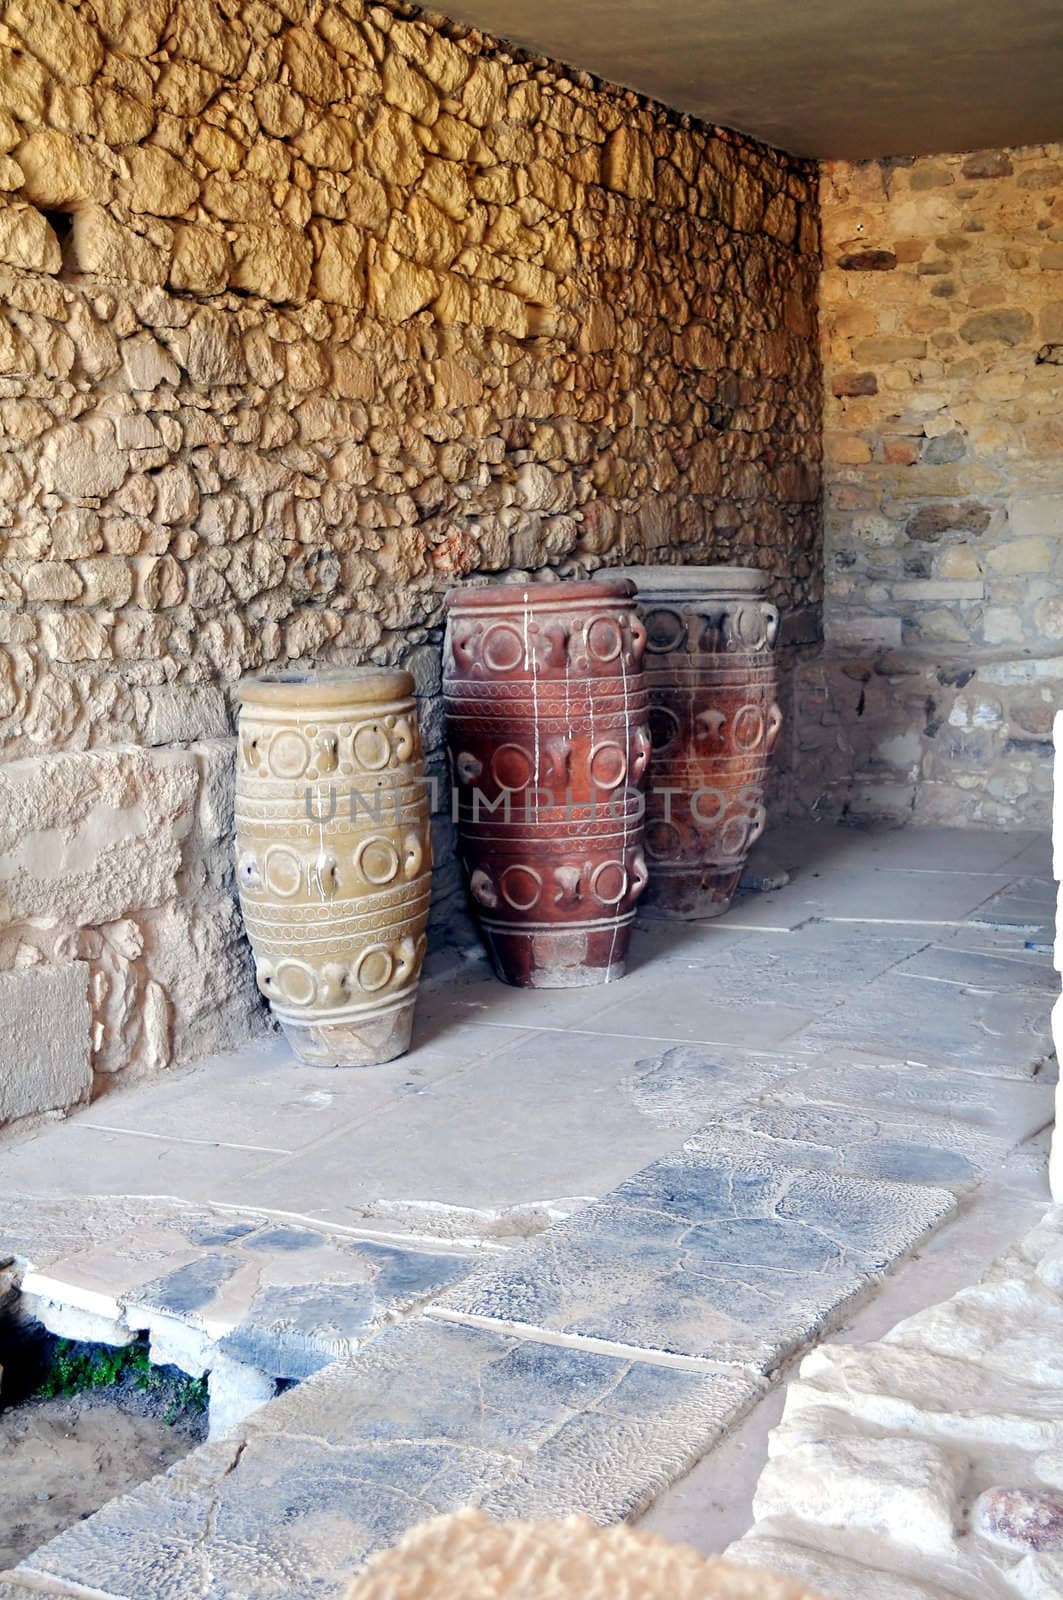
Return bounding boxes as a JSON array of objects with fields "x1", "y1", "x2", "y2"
[
  {"x1": 0, "y1": 0, "x2": 821, "y2": 1122},
  {"x1": 779, "y1": 145, "x2": 1062, "y2": 828}
]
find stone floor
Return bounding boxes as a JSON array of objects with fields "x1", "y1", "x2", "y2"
[{"x1": 0, "y1": 822, "x2": 1058, "y2": 1598}]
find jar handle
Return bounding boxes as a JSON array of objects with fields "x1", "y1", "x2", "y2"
[{"x1": 747, "y1": 803, "x2": 768, "y2": 848}]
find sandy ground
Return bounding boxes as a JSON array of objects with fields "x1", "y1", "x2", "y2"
[{"x1": 0, "y1": 1377, "x2": 206, "y2": 1569}]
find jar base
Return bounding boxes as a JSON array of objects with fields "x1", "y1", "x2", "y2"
[
  {"x1": 639, "y1": 865, "x2": 744, "y2": 921},
  {"x1": 276, "y1": 998, "x2": 416, "y2": 1067},
  {"x1": 483, "y1": 923, "x2": 631, "y2": 988}
]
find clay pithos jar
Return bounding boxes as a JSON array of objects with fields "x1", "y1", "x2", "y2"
[
  {"x1": 234, "y1": 668, "x2": 432, "y2": 1065},
  {"x1": 601, "y1": 566, "x2": 782, "y2": 919},
  {"x1": 444, "y1": 580, "x2": 651, "y2": 987}
]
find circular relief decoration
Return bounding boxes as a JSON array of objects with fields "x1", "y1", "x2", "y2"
[
  {"x1": 589, "y1": 741, "x2": 627, "y2": 789},
  {"x1": 352, "y1": 722, "x2": 392, "y2": 772},
  {"x1": 644, "y1": 607, "x2": 687, "y2": 654},
  {"x1": 585, "y1": 616, "x2": 622, "y2": 663},
  {"x1": 500, "y1": 864, "x2": 543, "y2": 910},
  {"x1": 482, "y1": 623, "x2": 525, "y2": 673},
  {"x1": 732, "y1": 704, "x2": 765, "y2": 750},
  {"x1": 691, "y1": 787, "x2": 726, "y2": 827},
  {"x1": 720, "y1": 814, "x2": 750, "y2": 856},
  {"x1": 264, "y1": 845, "x2": 303, "y2": 899},
  {"x1": 645, "y1": 819, "x2": 682, "y2": 860},
  {"x1": 355, "y1": 835, "x2": 401, "y2": 886},
  {"x1": 355, "y1": 945, "x2": 394, "y2": 994},
  {"x1": 491, "y1": 743, "x2": 534, "y2": 791},
  {"x1": 591, "y1": 860, "x2": 628, "y2": 906},
  {"x1": 268, "y1": 729, "x2": 310, "y2": 779},
  {"x1": 275, "y1": 959, "x2": 316, "y2": 1007},
  {"x1": 649, "y1": 706, "x2": 681, "y2": 752}
]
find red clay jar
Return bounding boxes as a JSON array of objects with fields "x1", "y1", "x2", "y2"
[
  {"x1": 601, "y1": 566, "x2": 782, "y2": 919},
  {"x1": 444, "y1": 580, "x2": 651, "y2": 987}
]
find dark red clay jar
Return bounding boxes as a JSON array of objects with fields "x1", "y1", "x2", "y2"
[
  {"x1": 444, "y1": 580, "x2": 651, "y2": 987},
  {"x1": 600, "y1": 566, "x2": 782, "y2": 919}
]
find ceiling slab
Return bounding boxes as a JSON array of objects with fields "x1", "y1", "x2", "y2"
[{"x1": 442, "y1": 0, "x2": 1063, "y2": 159}]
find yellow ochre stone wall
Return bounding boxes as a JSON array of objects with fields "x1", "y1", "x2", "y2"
[{"x1": 0, "y1": 0, "x2": 821, "y2": 1117}]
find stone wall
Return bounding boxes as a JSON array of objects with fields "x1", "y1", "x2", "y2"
[
  {"x1": 781, "y1": 145, "x2": 1062, "y2": 827},
  {"x1": 0, "y1": 0, "x2": 821, "y2": 1120}
]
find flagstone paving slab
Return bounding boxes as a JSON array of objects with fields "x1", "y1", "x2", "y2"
[
  {"x1": 436, "y1": 1151, "x2": 955, "y2": 1373},
  {"x1": 728, "y1": 866, "x2": 1016, "y2": 930},
  {"x1": 623, "y1": 928, "x2": 924, "y2": 1014},
  {"x1": 890, "y1": 940, "x2": 1060, "y2": 992},
  {"x1": 788, "y1": 971, "x2": 1055, "y2": 1077},
  {"x1": 618, "y1": 1044, "x2": 814, "y2": 1131},
  {"x1": 19, "y1": 1318, "x2": 762, "y2": 1600},
  {"x1": 685, "y1": 1096, "x2": 1028, "y2": 1192},
  {"x1": 768, "y1": 1058, "x2": 1056, "y2": 1147}
]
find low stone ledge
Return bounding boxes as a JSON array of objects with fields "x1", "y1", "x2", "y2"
[{"x1": 727, "y1": 1208, "x2": 1063, "y2": 1599}]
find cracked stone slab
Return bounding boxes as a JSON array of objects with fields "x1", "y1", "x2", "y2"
[
  {"x1": 5, "y1": 1194, "x2": 472, "y2": 1379},
  {"x1": 19, "y1": 1318, "x2": 762, "y2": 1600},
  {"x1": 437, "y1": 1151, "x2": 955, "y2": 1372},
  {"x1": 764, "y1": 1058, "x2": 1055, "y2": 1149},
  {"x1": 683, "y1": 1095, "x2": 1020, "y2": 1192},
  {"x1": 727, "y1": 1207, "x2": 1063, "y2": 1600},
  {"x1": 787, "y1": 971, "x2": 1055, "y2": 1077}
]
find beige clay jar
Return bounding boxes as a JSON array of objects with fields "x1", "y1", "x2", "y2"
[{"x1": 234, "y1": 668, "x2": 432, "y2": 1065}]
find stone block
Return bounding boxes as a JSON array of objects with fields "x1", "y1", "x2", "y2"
[
  {"x1": 69, "y1": 204, "x2": 168, "y2": 284},
  {"x1": 0, "y1": 963, "x2": 91, "y2": 1125},
  {"x1": 207, "y1": 1353, "x2": 276, "y2": 1441},
  {"x1": 1010, "y1": 495, "x2": 1063, "y2": 538},
  {"x1": 145, "y1": 685, "x2": 230, "y2": 745},
  {"x1": 825, "y1": 615, "x2": 902, "y2": 648},
  {"x1": 889, "y1": 579, "x2": 984, "y2": 601},
  {"x1": 0, "y1": 202, "x2": 61, "y2": 272},
  {"x1": 986, "y1": 537, "x2": 1054, "y2": 574},
  {"x1": 0, "y1": 747, "x2": 199, "y2": 925},
  {"x1": 20, "y1": 1291, "x2": 135, "y2": 1348}
]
